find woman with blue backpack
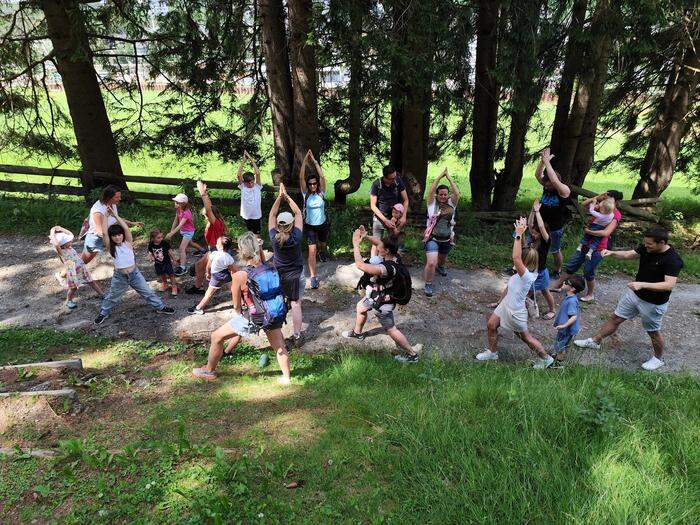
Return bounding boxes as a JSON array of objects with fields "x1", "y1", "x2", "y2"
[
  {"x1": 300, "y1": 149, "x2": 330, "y2": 289},
  {"x1": 192, "y1": 232, "x2": 290, "y2": 384}
]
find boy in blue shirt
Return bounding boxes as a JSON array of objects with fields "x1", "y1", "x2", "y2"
[{"x1": 550, "y1": 275, "x2": 585, "y2": 368}]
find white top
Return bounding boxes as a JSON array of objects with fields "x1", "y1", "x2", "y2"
[
  {"x1": 88, "y1": 200, "x2": 118, "y2": 236},
  {"x1": 588, "y1": 203, "x2": 614, "y2": 226},
  {"x1": 113, "y1": 243, "x2": 135, "y2": 269},
  {"x1": 504, "y1": 270, "x2": 538, "y2": 311},
  {"x1": 239, "y1": 183, "x2": 262, "y2": 220},
  {"x1": 209, "y1": 250, "x2": 236, "y2": 274}
]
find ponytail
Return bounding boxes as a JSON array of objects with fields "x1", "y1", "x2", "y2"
[{"x1": 275, "y1": 222, "x2": 293, "y2": 246}]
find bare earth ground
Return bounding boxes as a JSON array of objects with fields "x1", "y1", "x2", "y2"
[{"x1": 2, "y1": 234, "x2": 700, "y2": 375}]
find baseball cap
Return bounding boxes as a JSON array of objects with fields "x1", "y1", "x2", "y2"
[
  {"x1": 392, "y1": 203, "x2": 405, "y2": 214},
  {"x1": 172, "y1": 193, "x2": 189, "y2": 204},
  {"x1": 277, "y1": 211, "x2": 294, "y2": 226}
]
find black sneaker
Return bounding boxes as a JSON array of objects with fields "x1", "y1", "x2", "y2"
[
  {"x1": 550, "y1": 358, "x2": 565, "y2": 369},
  {"x1": 187, "y1": 305, "x2": 204, "y2": 315},
  {"x1": 93, "y1": 313, "x2": 108, "y2": 325},
  {"x1": 318, "y1": 251, "x2": 329, "y2": 263},
  {"x1": 188, "y1": 265, "x2": 197, "y2": 276},
  {"x1": 157, "y1": 307, "x2": 175, "y2": 315},
  {"x1": 174, "y1": 266, "x2": 187, "y2": 276},
  {"x1": 186, "y1": 285, "x2": 205, "y2": 295},
  {"x1": 394, "y1": 353, "x2": 419, "y2": 363},
  {"x1": 341, "y1": 330, "x2": 365, "y2": 340}
]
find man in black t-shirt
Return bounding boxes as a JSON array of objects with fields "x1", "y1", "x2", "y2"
[
  {"x1": 369, "y1": 164, "x2": 409, "y2": 256},
  {"x1": 575, "y1": 227, "x2": 684, "y2": 371}
]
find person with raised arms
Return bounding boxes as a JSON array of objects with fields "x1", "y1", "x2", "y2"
[
  {"x1": 422, "y1": 168, "x2": 460, "y2": 297},
  {"x1": 300, "y1": 149, "x2": 330, "y2": 289},
  {"x1": 574, "y1": 227, "x2": 683, "y2": 371},
  {"x1": 269, "y1": 183, "x2": 306, "y2": 347},
  {"x1": 237, "y1": 150, "x2": 263, "y2": 235},
  {"x1": 477, "y1": 218, "x2": 553, "y2": 369}
]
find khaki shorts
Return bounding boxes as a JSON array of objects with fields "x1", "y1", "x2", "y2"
[{"x1": 494, "y1": 302, "x2": 528, "y2": 333}]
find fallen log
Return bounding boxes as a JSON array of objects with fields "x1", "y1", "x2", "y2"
[
  {"x1": 0, "y1": 389, "x2": 77, "y2": 399},
  {"x1": 0, "y1": 359, "x2": 83, "y2": 371},
  {"x1": 621, "y1": 197, "x2": 661, "y2": 207},
  {"x1": 569, "y1": 184, "x2": 661, "y2": 223}
]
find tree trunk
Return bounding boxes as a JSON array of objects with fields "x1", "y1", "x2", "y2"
[
  {"x1": 288, "y1": 0, "x2": 319, "y2": 186},
  {"x1": 469, "y1": 0, "x2": 501, "y2": 211},
  {"x1": 334, "y1": 4, "x2": 363, "y2": 205},
  {"x1": 491, "y1": 0, "x2": 543, "y2": 211},
  {"x1": 633, "y1": 44, "x2": 700, "y2": 198},
  {"x1": 259, "y1": 0, "x2": 295, "y2": 183},
  {"x1": 41, "y1": 0, "x2": 126, "y2": 196},
  {"x1": 401, "y1": 85, "x2": 431, "y2": 212},
  {"x1": 550, "y1": 0, "x2": 587, "y2": 161}
]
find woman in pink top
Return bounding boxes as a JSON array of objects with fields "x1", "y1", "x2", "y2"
[{"x1": 167, "y1": 194, "x2": 204, "y2": 275}]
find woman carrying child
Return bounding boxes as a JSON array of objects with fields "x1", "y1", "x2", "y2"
[
  {"x1": 422, "y1": 168, "x2": 460, "y2": 297},
  {"x1": 576, "y1": 196, "x2": 616, "y2": 258},
  {"x1": 269, "y1": 183, "x2": 306, "y2": 347},
  {"x1": 167, "y1": 193, "x2": 203, "y2": 276},
  {"x1": 49, "y1": 226, "x2": 103, "y2": 309},
  {"x1": 94, "y1": 208, "x2": 174, "y2": 325},
  {"x1": 300, "y1": 149, "x2": 330, "y2": 289},
  {"x1": 192, "y1": 232, "x2": 290, "y2": 384},
  {"x1": 148, "y1": 229, "x2": 178, "y2": 296},
  {"x1": 477, "y1": 218, "x2": 553, "y2": 369},
  {"x1": 188, "y1": 236, "x2": 239, "y2": 315}
]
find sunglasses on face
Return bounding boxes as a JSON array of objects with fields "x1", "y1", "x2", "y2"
[{"x1": 308, "y1": 181, "x2": 318, "y2": 186}]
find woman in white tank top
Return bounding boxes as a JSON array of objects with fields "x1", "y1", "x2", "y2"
[{"x1": 94, "y1": 209, "x2": 174, "y2": 325}]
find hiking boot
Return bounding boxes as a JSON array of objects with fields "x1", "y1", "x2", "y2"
[
  {"x1": 310, "y1": 276, "x2": 319, "y2": 289},
  {"x1": 476, "y1": 349, "x2": 498, "y2": 361},
  {"x1": 93, "y1": 313, "x2": 108, "y2": 325},
  {"x1": 341, "y1": 330, "x2": 365, "y2": 341},
  {"x1": 437, "y1": 266, "x2": 447, "y2": 277},
  {"x1": 394, "y1": 353, "x2": 419, "y2": 363},
  {"x1": 425, "y1": 283, "x2": 434, "y2": 297},
  {"x1": 186, "y1": 285, "x2": 205, "y2": 295},
  {"x1": 192, "y1": 367, "x2": 217, "y2": 381},
  {"x1": 157, "y1": 307, "x2": 175, "y2": 315},
  {"x1": 187, "y1": 305, "x2": 204, "y2": 315}
]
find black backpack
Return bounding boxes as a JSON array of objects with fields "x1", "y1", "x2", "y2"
[{"x1": 356, "y1": 258, "x2": 413, "y2": 306}]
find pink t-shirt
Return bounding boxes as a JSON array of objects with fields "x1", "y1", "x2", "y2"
[
  {"x1": 597, "y1": 209, "x2": 621, "y2": 251},
  {"x1": 177, "y1": 208, "x2": 195, "y2": 233}
]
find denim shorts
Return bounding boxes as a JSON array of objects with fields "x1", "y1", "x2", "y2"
[
  {"x1": 553, "y1": 329, "x2": 577, "y2": 353},
  {"x1": 424, "y1": 239, "x2": 452, "y2": 255},
  {"x1": 614, "y1": 288, "x2": 669, "y2": 332},
  {"x1": 532, "y1": 268, "x2": 550, "y2": 291},
  {"x1": 181, "y1": 231, "x2": 195, "y2": 240},
  {"x1": 565, "y1": 249, "x2": 603, "y2": 281},
  {"x1": 83, "y1": 233, "x2": 105, "y2": 254},
  {"x1": 549, "y1": 228, "x2": 564, "y2": 253}
]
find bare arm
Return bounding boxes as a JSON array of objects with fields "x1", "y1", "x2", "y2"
[
  {"x1": 601, "y1": 249, "x2": 639, "y2": 260},
  {"x1": 284, "y1": 192, "x2": 304, "y2": 230},
  {"x1": 197, "y1": 181, "x2": 217, "y2": 224},
  {"x1": 426, "y1": 172, "x2": 443, "y2": 206},
  {"x1": 534, "y1": 159, "x2": 546, "y2": 186},
  {"x1": 585, "y1": 218, "x2": 618, "y2": 237},
  {"x1": 247, "y1": 152, "x2": 261, "y2": 185},
  {"x1": 556, "y1": 314, "x2": 577, "y2": 330},
  {"x1": 112, "y1": 210, "x2": 133, "y2": 244},
  {"x1": 311, "y1": 153, "x2": 326, "y2": 192},
  {"x1": 231, "y1": 271, "x2": 247, "y2": 314},
  {"x1": 512, "y1": 218, "x2": 528, "y2": 276},
  {"x1": 268, "y1": 193, "x2": 284, "y2": 228},
  {"x1": 631, "y1": 275, "x2": 678, "y2": 292},
  {"x1": 92, "y1": 212, "x2": 105, "y2": 238},
  {"x1": 370, "y1": 194, "x2": 391, "y2": 226},
  {"x1": 299, "y1": 154, "x2": 308, "y2": 194},
  {"x1": 445, "y1": 171, "x2": 460, "y2": 206},
  {"x1": 352, "y1": 227, "x2": 384, "y2": 276},
  {"x1": 236, "y1": 156, "x2": 247, "y2": 184}
]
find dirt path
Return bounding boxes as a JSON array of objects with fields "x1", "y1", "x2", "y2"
[{"x1": 2, "y1": 234, "x2": 699, "y2": 375}]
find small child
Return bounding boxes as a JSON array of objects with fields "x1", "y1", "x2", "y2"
[
  {"x1": 187, "y1": 236, "x2": 239, "y2": 315},
  {"x1": 550, "y1": 275, "x2": 585, "y2": 367},
  {"x1": 94, "y1": 209, "x2": 174, "y2": 325},
  {"x1": 148, "y1": 229, "x2": 178, "y2": 296},
  {"x1": 49, "y1": 226, "x2": 103, "y2": 309},
  {"x1": 167, "y1": 194, "x2": 204, "y2": 276},
  {"x1": 386, "y1": 203, "x2": 405, "y2": 248},
  {"x1": 364, "y1": 255, "x2": 384, "y2": 304},
  {"x1": 237, "y1": 150, "x2": 263, "y2": 235},
  {"x1": 577, "y1": 198, "x2": 615, "y2": 259}
]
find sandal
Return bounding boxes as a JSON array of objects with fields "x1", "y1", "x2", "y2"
[
  {"x1": 542, "y1": 311, "x2": 555, "y2": 320},
  {"x1": 580, "y1": 295, "x2": 595, "y2": 303},
  {"x1": 487, "y1": 302, "x2": 500, "y2": 309},
  {"x1": 192, "y1": 367, "x2": 217, "y2": 381}
]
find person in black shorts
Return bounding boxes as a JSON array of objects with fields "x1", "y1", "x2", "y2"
[
  {"x1": 299, "y1": 149, "x2": 330, "y2": 289},
  {"x1": 148, "y1": 228, "x2": 178, "y2": 296}
]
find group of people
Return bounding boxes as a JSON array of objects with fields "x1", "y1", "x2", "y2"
[{"x1": 47, "y1": 147, "x2": 684, "y2": 383}]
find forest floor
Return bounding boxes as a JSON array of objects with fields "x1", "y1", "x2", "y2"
[{"x1": 2, "y1": 233, "x2": 700, "y2": 375}]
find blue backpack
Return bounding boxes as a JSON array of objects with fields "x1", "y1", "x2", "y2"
[{"x1": 245, "y1": 261, "x2": 287, "y2": 331}]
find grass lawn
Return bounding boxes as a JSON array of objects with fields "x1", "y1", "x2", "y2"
[{"x1": 0, "y1": 327, "x2": 699, "y2": 523}]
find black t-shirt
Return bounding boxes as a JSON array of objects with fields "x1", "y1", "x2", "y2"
[
  {"x1": 633, "y1": 245, "x2": 683, "y2": 305},
  {"x1": 269, "y1": 227, "x2": 304, "y2": 278},
  {"x1": 539, "y1": 189, "x2": 568, "y2": 231},
  {"x1": 148, "y1": 240, "x2": 172, "y2": 269},
  {"x1": 370, "y1": 177, "x2": 406, "y2": 217},
  {"x1": 532, "y1": 236, "x2": 551, "y2": 272}
]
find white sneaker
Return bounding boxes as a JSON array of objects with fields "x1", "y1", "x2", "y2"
[
  {"x1": 533, "y1": 355, "x2": 554, "y2": 369},
  {"x1": 574, "y1": 338, "x2": 600, "y2": 350},
  {"x1": 277, "y1": 376, "x2": 292, "y2": 385},
  {"x1": 476, "y1": 349, "x2": 498, "y2": 361},
  {"x1": 641, "y1": 356, "x2": 665, "y2": 371}
]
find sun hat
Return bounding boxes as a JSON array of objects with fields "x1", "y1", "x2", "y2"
[
  {"x1": 52, "y1": 231, "x2": 74, "y2": 247},
  {"x1": 392, "y1": 203, "x2": 405, "y2": 215},
  {"x1": 277, "y1": 211, "x2": 294, "y2": 226},
  {"x1": 172, "y1": 193, "x2": 189, "y2": 204}
]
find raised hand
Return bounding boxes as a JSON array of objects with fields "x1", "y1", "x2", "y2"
[
  {"x1": 514, "y1": 217, "x2": 528, "y2": 235},
  {"x1": 541, "y1": 147, "x2": 554, "y2": 163},
  {"x1": 196, "y1": 180, "x2": 207, "y2": 196},
  {"x1": 533, "y1": 199, "x2": 541, "y2": 212},
  {"x1": 279, "y1": 182, "x2": 287, "y2": 197}
]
